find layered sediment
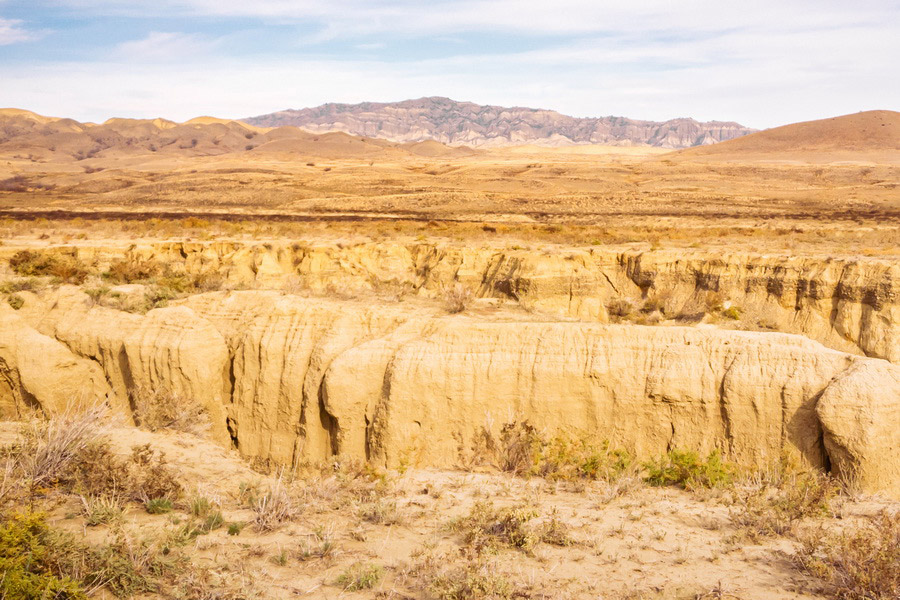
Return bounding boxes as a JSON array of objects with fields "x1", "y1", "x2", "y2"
[{"x1": 1, "y1": 286, "x2": 898, "y2": 496}]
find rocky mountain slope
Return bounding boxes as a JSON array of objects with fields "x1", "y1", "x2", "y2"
[{"x1": 245, "y1": 97, "x2": 757, "y2": 148}]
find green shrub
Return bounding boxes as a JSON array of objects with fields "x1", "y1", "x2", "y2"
[
  {"x1": 335, "y1": 562, "x2": 382, "y2": 591},
  {"x1": 145, "y1": 498, "x2": 173, "y2": 515},
  {"x1": 643, "y1": 449, "x2": 735, "y2": 490},
  {"x1": 0, "y1": 511, "x2": 87, "y2": 600}
]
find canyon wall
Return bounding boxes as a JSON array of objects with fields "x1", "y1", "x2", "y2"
[
  {"x1": 1, "y1": 287, "x2": 898, "y2": 496},
  {"x1": 22, "y1": 241, "x2": 894, "y2": 363}
]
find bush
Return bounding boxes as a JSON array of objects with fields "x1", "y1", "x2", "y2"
[
  {"x1": 643, "y1": 449, "x2": 735, "y2": 490},
  {"x1": 483, "y1": 420, "x2": 634, "y2": 483},
  {"x1": 606, "y1": 298, "x2": 635, "y2": 319},
  {"x1": 130, "y1": 386, "x2": 210, "y2": 436},
  {"x1": 730, "y1": 471, "x2": 838, "y2": 541},
  {"x1": 442, "y1": 283, "x2": 473, "y2": 314},
  {"x1": 8, "y1": 250, "x2": 91, "y2": 284},
  {"x1": 67, "y1": 442, "x2": 183, "y2": 503},
  {"x1": 795, "y1": 510, "x2": 899, "y2": 600},
  {"x1": 335, "y1": 562, "x2": 382, "y2": 591},
  {"x1": 0, "y1": 511, "x2": 87, "y2": 600},
  {"x1": 104, "y1": 258, "x2": 162, "y2": 284},
  {"x1": 451, "y1": 501, "x2": 568, "y2": 554}
]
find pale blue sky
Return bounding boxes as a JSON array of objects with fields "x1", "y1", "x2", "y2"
[{"x1": 1, "y1": 0, "x2": 898, "y2": 128}]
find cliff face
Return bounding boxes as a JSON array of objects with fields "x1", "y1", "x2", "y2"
[
  {"x1": 2, "y1": 288, "x2": 898, "y2": 497},
  {"x1": 245, "y1": 97, "x2": 756, "y2": 148},
  {"x1": 36, "y1": 241, "x2": 892, "y2": 363}
]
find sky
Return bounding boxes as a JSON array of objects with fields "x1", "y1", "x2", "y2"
[{"x1": 0, "y1": 0, "x2": 898, "y2": 129}]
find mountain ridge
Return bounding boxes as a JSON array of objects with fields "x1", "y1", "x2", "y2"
[{"x1": 245, "y1": 96, "x2": 757, "y2": 149}]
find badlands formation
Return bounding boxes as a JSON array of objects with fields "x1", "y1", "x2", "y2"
[
  {"x1": 0, "y1": 107, "x2": 899, "y2": 598},
  {"x1": 1, "y1": 239, "x2": 899, "y2": 496}
]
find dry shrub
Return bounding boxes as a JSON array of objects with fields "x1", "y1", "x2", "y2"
[
  {"x1": 399, "y1": 549, "x2": 521, "y2": 600},
  {"x1": 451, "y1": 501, "x2": 566, "y2": 554},
  {"x1": 8, "y1": 249, "x2": 92, "y2": 284},
  {"x1": 130, "y1": 386, "x2": 210, "y2": 436},
  {"x1": 473, "y1": 420, "x2": 635, "y2": 484},
  {"x1": 606, "y1": 298, "x2": 636, "y2": 320},
  {"x1": 795, "y1": 510, "x2": 899, "y2": 600},
  {"x1": 442, "y1": 283, "x2": 473, "y2": 314},
  {"x1": 250, "y1": 476, "x2": 297, "y2": 532},
  {"x1": 69, "y1": 443, "x2": 183, "y2": 503},
  {"x1": 729, "y1": 470, "x2": 838, "y2": 542},
  {"x1": 104, "y1": 258, "x2": 163, "y2": 283},
  {"x1": 16, "y1": 403, "x2": 110, "y2": 494}
]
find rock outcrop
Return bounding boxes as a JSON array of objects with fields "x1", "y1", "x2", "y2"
[
  {"x1": 18, "y1": 241, "x2": 894, "y2": 363},
  {"x1": 246, "y1": 97, "x2": 756, "y2": 148},
  {"x1": 2, "y1": 289, "x2": 898, "y2": 497}
]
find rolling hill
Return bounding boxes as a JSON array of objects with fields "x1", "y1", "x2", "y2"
[{"x1": 676, "y1": 110, "x2": 900, "y2": 160}]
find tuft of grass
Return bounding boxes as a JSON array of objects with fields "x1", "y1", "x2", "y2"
[
  {"x1": 80, "y1": 494, "x2": 124, "y2": 526},
  {"x1": 250, "y1": 476, "x2": 297, "y2": 532},
  {"x1": 794, "y1": 510, "x2": 899, "y2": 600},
  {"x1": 643, "y1": 449, "x2": 735, "y2": 490},
  {"x1": 144, "y1": 498, "x2": 173, "y2": 515},
  {"x1": 226, "y1": 522, "x2": 245, "y2": 536},
  {"x1": 335, "y1": 562, "x2": 382, "y2": 591},
  {"x1": 16, "y1": 403, "x2": 109, "y2": 499}
]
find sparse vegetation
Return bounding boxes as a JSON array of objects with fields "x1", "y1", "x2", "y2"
[
  {"x1": 795, "y1": 510, "x2": 899, "y2": 600},
  {"x1": 130, "y1": 386, "x2": 210, "y2": 436},
  {"x1": 8, "y1": 249, "x2": 92, "y2": 284},
  {"x1": 644, "y1": 449, "x2": 735, "y2": 490},
  {"x1": 442, "y1": 282, "x2": 474, "y2": 313},
  {"x1": 730, "y1": 469, "x2": 838, "y2": 541},
  {"x1": 334, "y1": 561, "x2": 382, "y2": 591}
]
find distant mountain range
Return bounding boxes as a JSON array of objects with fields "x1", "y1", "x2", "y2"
[{"x1": 245, "y1": 97, "x2": 757, "y2": 149}]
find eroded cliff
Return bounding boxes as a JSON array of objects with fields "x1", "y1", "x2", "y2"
[{"x1": 1, "y1": 287, "x2": 898, "y2": 496}]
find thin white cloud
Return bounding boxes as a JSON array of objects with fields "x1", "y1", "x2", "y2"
[
  {"x1": 0, "y1": 17, "x2": 37, "y2": 45},
  {"x1": 50, "y1": 0, "x2": 899, "y2": 38},
  {"x1": 116, "y1": 31, "x2": 219, "y2": 60}
]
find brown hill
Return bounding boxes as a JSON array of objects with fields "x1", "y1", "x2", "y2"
[
  {"x1": 676, "y1": 110, "x2": 900, "y2": 160},
  {"x1": 0, "y1": 109, "x2": 464, "y2": 162}
]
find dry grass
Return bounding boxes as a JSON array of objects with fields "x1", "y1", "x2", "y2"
[
  {"x1": 249, "y1": 475, "x2": 297, "y2": 532},
  {"x1": 795, "y1": 510, "x2": 899, "y2": 600},
  {"x1": 130, "y1": 386, "x2": 210, "y2": 436},
  {"x1": 442, "y1": 282, "x2": 474, "y2": 314},
  {"x1": 15, "y1": 402, "x2": 109, "y2": 495}
]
